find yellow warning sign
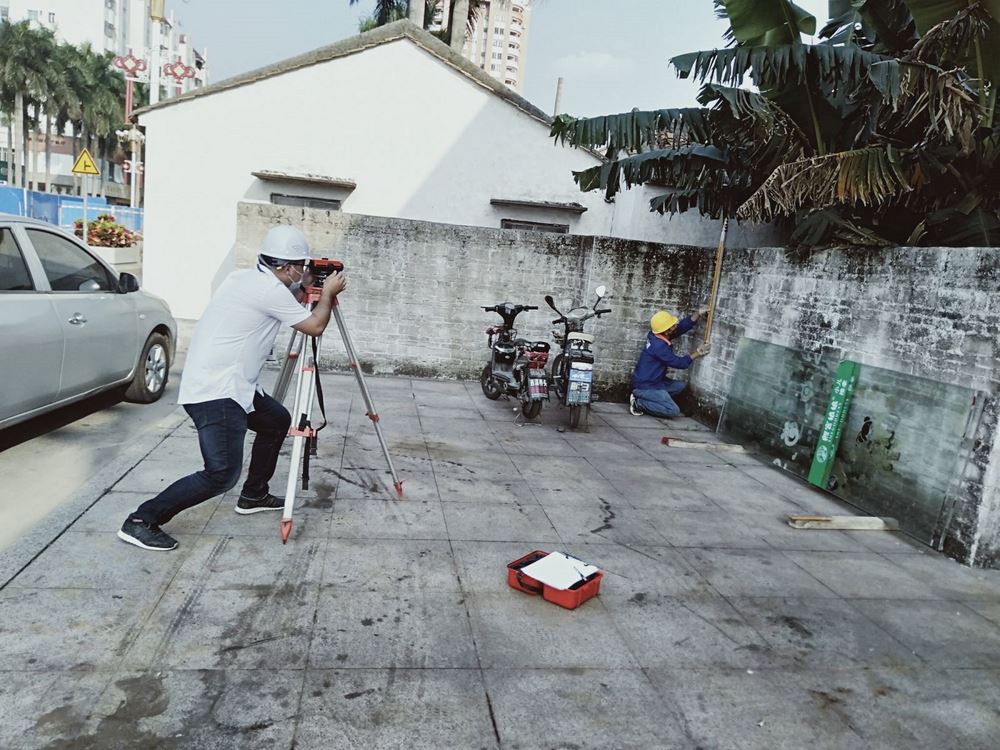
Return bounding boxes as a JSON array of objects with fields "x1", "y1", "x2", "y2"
[{"x1": 71, "y1": 148, "x2": 100, "y2": 176}]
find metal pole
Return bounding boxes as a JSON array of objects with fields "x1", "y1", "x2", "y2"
[
  {"x1": 553, "y1": 76, "x2": 564, "y2": 116},
  {"x1": 82, "y1": 175, "x2": 88, "y2": 246},
  {"x1": 332, "y1": 299, "x2": 402, "y2": 495},
  {"x1": 281, "y1": 335, "x2": 318, "y2": 543},
  {"x1": 274, "y1": 330, "x2": 304, "y2": 404},
  {"x1": 129, "y1": 139, "x2": 138, "y2": 208},
  {"x1": 149, "y1": 1, "x2": 165, "y2": 106}
]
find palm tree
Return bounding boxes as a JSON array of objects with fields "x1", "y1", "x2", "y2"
[
  {"x1": 551, "y1": 0, "x2": 1000, "y2": 246},
  {"x1": 349, "y1": 0, "x2": 485, "y2": 48},
  {"x1": 75, "y1": 44, "x2": 125, "y2": 196},
  {"x1": 46, "y1": 43, "x2": 84, "y2": 191},
  {"x1": 0, "y1": 20, "x2": 56, "y2": 188}
]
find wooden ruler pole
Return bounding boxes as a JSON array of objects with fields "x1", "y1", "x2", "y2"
[{"x1": 703, "y1": 219, "x2": 728, "y2": 345}]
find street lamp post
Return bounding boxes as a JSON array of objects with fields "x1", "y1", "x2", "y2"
[
  {"x1": 149, "y1": 0, "x2": 166, "y2": 106},
  {"x1": 116, "y1": 126, "x2": 146, "y2": 209},
  {"x1": 112, "y1": 49, "x2": 148, "y2": 120}
]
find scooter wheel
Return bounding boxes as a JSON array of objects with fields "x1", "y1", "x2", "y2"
[
  {"x1": 521, "y1": 399, "x2": 543, "y2": 419},
  {"x1": 480, "y1": 365, "x2": 502, "y2": 400},
  {"x1": 568, "y1": 405, "x2": 582, "y2": 429}
]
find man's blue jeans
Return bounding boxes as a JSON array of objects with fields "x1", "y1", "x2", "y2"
[
  {"x1": 633, "y1": 379, "x2": 686, "y2": 418},
  {"x1": 131, "y1": 392, "x2": 291, "y2": 526}
]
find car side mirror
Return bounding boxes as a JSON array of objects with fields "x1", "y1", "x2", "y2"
[{"x1": 119, "y1": 272, "x2": 140, "y2": 293}]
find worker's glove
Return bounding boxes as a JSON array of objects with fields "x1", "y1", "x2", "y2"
[
  {"x1": 694, "y1": 344, "x2": 711, "y2": 359},
  {"x1": 697, "y1": 306, "x2": 710, "y2": 318}
]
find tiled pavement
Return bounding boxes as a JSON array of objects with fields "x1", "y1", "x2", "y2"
[{"x1": 2, "y1": 375, "x2": 999, "y2": 749}]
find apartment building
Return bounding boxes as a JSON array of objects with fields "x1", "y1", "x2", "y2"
[
  {"x1": 0, "y1": 0, "x2": 207, "y2": 98},
  {"x1": 438, "y1": 0, "x2": 531, "y2": 93}
]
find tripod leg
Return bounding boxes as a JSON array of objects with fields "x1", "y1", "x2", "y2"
[
  {"x1": 274, "y1": 330, "x2": 304, "y2": 404},
  {"x1": 332, "y1": 300, "x2": 403, "y2": 497},
  {"x1": 280, "y1": 336, "x2": 318, "y2": 543}
]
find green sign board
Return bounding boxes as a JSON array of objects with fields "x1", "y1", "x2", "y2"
[{"x1": 808, "y1": 360, "x2": 860, "y2": 489}]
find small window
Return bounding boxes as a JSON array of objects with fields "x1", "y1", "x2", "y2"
[
  {"x1": 27, "y1": 9, "x2": 38, "y2": 21},
  {"x1": 0, "y1": 229, "x2": 33, "y2": 291},
  {"x1": 105, "y1": 21, "x2": 115, "y2": 37},
  {"x1": 501, "y1": 219, "x2": 570, "y2": 234},
  {"x1": 49, "y1": 12, "x2": 56, "y2": 23},
  {"x1": 27, "y1": 229, "x2": 115, "y2": 292},
  {"x1": 270, "y1": 193, "x2": 342, "y2": 211},
  {"x1": 0, "y1": 8, "x2": 9, "y2": 20}
]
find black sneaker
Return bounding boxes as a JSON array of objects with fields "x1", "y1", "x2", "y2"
[
  {"x1": 235, "y1": 491, "x2": 284, "y2": 515},
  {"x1": 117, "y1": 518, "x2": 178, "y2": 551}
]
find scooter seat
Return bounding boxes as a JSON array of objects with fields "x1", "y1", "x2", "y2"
[{"x1": 567, "y1": 332, "x2": 595, "y2": 343}]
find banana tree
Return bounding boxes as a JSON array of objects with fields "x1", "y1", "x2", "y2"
[{"x1": 551, "y1": 0, "x2": 1000, "y2": 246}]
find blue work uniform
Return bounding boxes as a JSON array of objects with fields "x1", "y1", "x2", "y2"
[{"x1": 631, "y1": 316, "x2": 694, "y2": 417}]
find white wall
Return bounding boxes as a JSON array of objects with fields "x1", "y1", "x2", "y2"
[
  {"x1": 139, "y1": 38, "x2": 610, "y2": 319},
  {"x1": 610, "y1": 183, "x2": 785, "y2": 248}
]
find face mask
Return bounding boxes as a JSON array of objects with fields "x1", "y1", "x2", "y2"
[{"x1": 286, "y1": 263, "x2": 305, "y2": 292}]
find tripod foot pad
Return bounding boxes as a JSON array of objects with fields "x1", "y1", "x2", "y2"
[{"x1": 280, "y1": 519, "x2": 292, "y2": 544}]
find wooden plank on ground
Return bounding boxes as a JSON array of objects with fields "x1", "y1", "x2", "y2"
[
  {"x1": 660, "y1": 436, "x2": 747, "y2": 453},
  {"x1": 786, "y1": 514, "x2": 899, "y2": 531}
]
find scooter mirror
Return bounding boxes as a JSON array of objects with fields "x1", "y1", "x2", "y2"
[
  {"x1": 595, "y1": 285, "x2": 607, "y2": 299},
  {"x1": 544, "y1": 295, "x2": 559, "y2": 312}
]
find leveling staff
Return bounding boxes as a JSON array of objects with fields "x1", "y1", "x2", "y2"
[{"x1": 117, "y1": 225, "x2": 347, "y2": 552}]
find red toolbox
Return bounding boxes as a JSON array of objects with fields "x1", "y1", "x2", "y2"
[{"x1": 507, "y1": 550, "x2": 603, "y2": 610}]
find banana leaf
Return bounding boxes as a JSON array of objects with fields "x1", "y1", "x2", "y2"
[
  {"x1": 550, "y1": 109, "x2": 716, "y2": 151},
  {"x1": 905, "y1": 0, "x2": 1000, "y2": 122},
  {"x1": 716, "y1": 0, "x2": 816, "y2": 45},
  {"x1": 821, "y1": 0, "x2": 918, "y2": 52}
]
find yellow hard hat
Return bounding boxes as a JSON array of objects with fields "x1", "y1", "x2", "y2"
[{"x1": 650, "y1": 310, "x2": 678, "y2": 334}]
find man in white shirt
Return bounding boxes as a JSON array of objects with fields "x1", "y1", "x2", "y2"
[{"x1": 118, "y1": 225, "x2": 347, "y2": 551}]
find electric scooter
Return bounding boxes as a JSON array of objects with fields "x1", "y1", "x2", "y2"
[{"x1": 545, "y1": 286, "x2": 611, "y2": 429}]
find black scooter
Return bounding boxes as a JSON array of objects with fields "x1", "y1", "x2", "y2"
[
  {"x1": 545, "y1": 286, "x2": 611, "y2": 429},
  {"x1": 479, "y1": 302, "x2": 550, "y2": 419}
]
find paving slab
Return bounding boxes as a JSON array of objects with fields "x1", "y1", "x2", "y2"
[
  {"x1": 484, "y1": 668, "x2": 689, "y2": 750},
  {"x1": 297, "y1": 669, "x2": 498, "y2": 750},
  {"x1": 4, "y1": 375, "x2": 1000, "y2": 748}
]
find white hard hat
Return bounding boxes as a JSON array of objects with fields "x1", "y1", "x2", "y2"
[{"x1": 260, "y1": 225, "x2": 311, "y2": 262}]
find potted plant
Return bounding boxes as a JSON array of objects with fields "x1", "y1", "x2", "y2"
[{"x1": 74, "y1": 213, "x2": 143, "y2": 265}]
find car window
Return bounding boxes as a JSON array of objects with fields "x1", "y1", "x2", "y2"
[
  {"x1": 0, "y1": 228, "x2": 33, "y2": 291},
  {"x1": 26, "y1": 228, "x2": 116, "y2": 292}
]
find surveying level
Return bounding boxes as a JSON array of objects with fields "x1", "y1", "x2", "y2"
[{"x1": 275, "y1": 258, "x2": 403, "y2": 544}]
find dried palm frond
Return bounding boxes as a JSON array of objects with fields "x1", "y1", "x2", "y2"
[{"x1": 737, "y1": 146, "x2": 914, "y2": 222}]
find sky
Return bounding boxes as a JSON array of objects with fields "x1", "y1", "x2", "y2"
[{"x1": 165, "y1": 0, "x2": 831, "y2": 117}]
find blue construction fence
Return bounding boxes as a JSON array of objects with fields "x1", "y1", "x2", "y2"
[{"x1": 0, "y1": 186, "x2": 144, "y2": 234}]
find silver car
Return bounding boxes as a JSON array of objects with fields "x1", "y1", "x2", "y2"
[{"x1": 0, "y1": 215, "x2": 177, "y2": 430}]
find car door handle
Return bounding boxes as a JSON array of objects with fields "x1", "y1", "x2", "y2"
[{"x1": 68, "y1": 313, "x2": 87, "y2": 325}]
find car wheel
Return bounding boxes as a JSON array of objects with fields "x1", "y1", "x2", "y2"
[{"x1": 124, "y1": 332, "x2": 170, "y2": 403}]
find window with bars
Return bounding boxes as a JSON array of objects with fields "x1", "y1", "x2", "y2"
[
  {"x1": 270, "y1": 193, "x2": 342, "y2": 211},
  {"x1": 500, "y1": 219, "x2": 570, "y2": 234}
]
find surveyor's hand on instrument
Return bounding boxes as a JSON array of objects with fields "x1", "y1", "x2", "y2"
[
  {"x1": 322, "y1": 271, "x2": 347, "y2": 298},
  {"x1": 693, "y1": 343, "x2": 711, "y2": 359}
]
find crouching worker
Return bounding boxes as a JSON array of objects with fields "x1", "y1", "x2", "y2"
[
  {"x1": 629, "y1": 308, "x2": 710, "y2": 418},
  {"x1": 118, "y1": 225, "x2": 347, "y2": 551}
]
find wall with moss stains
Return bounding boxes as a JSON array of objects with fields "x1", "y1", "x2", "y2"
[{"x1": 234, "y1": 203, "x2": 999, "y2": 568}]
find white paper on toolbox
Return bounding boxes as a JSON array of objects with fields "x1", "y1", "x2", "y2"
[{"x1": 519, "y1": 552, "x2": 600, "y2": 591}]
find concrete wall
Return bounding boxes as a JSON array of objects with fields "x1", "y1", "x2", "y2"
[
  {"x1": 696, "y1": 246, "x2": 1000, "y2": 568},
  {"x1": 233, "y1": 202, "x2": 710, "y2": 385},
  {"x1": 233, "y1": 203, "x2": 1000, "y2": 568}
]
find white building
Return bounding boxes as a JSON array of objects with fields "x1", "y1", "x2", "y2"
[
  {"x1": 137, "y1": 21, "x2": 768, "y2": 320},
  {"x1": 0, "y1": 0, "x2": 208, "y2": 98},
  {"x1": 438, "y1": 0, "x2": 532, "y2": 93}
]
